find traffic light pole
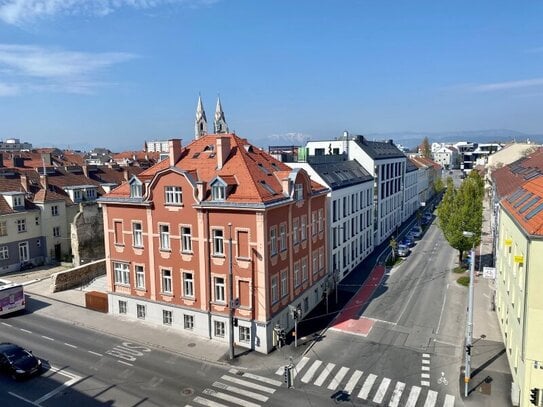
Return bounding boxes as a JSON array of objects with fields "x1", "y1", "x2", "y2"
[
  {"x1": 464, "y1": 246, "x2": 475, "y2": 397},
  {"x1": 228, "y1": 223, "x2": 235, "y2": 361}
]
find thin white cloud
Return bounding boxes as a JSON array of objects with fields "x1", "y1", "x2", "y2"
[
  {"x1": 0, "y1": 43, "x2": 136, "y2": 95},
  {"x1": 0, "y1": 0, "x2": 218, "y2": 25},
  {"x1": 469, "y1": 78, "x2": 543, "y2": 92},
  {"x1": 0, "y1": 81, "x2": 19, "y2": 95}
]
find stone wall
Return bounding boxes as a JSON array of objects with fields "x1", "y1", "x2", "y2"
[
  {"x1": 71, "y1": 203, "x2": 105, "y2": 266},
  {"x1": 51, "y1": 259, "x2": 106, "y2": 292}
]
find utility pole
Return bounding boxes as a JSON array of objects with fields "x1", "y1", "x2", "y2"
[
  {"x1": 463, "y1": 231, "x2": 475, "y2": 397},
  {"x1": 228, "y1": 223, "x2": 235, "y2": 360}
]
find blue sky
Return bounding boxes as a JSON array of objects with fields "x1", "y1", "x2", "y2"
[{"x1": 0, "y1": 0, "x2": 542, "y2": 151}]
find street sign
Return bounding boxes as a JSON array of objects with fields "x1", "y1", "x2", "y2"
[
  {"x1": 482, "y1": 267, "x2": 496, "y2": 279},
  {"x1": 230, "y1": 298, "x2": 240, "y2": 308}
]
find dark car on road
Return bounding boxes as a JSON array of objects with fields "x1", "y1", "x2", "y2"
[{"x1": 0, "y1": 343, "x2": 42, "y2": 380}]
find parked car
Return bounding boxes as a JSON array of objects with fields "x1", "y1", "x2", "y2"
[
  {"x1": 410, "y1": 226, "x2": 422, "y2": 239},
  {"x1": 0, "y1": 343, "x2": 42, "y2": 380},
  {"x1": 397, "y1": 244, "x2": 410, "y2": 257},
  {"x1": 401, "y1": 236, "x2": 415, "y2": 247}
]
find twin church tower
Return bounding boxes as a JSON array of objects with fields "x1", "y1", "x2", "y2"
[{"x1": 194, "y1": 95, "x2": 229, "y2": 140}]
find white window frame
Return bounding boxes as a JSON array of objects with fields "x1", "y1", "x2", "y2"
[
  {"x1": 118, "y1": 300, "x2": 127, "y2": 314},
  {"x1": 212, "y1": 229, "x2": 224, "y2": 256},
  {"x1": 161, "y1": 269, "x2": 173, "y2": 294},
  {"x1": 18, "y1": 242, "x2": 29, "y2": 262},
  {"x1": 0, "y1": 221, "x2": 6, "y2": 236},
  {"x1": 113, "y1": 262, "x2": 130, "y2": 285},
  {"x1": 135, "y1": 265, "x2": 145, "y2": 289},
  {"x1": 271, "y1": 275, "x2": 279, "y2": 304},
  {"x1": 312, "y1": 212, "x2": 317, "y2": 236},
  {"x1": 132, "y1": 222, "x2": 143, "y2": 247},
  {"x1": 159, "y1": 224, "x2": 170, "y2": 251},
  {"x1": 295, "y1": 183, "x2": 303, "y2": 201},
  {"x1": 280, "y1": 270, "x2": 288, "y2": 298},
  {"x1": 51, "y1": 205, "x2": 59, "y2": 216},
  {"x1": 162, "y1": 310, "x2": 173, "y2": 325},
  {"x1": 181, "y1": 226, "x2": 192, "y2": 253},
  {"x1": 294, "y1": 262, "x2": 301, "y2": 288},
  {"x1": 239, "y1": 326, "x2": 250, "y2": 343},
  {"x1": 53, "y1": 226, "x2": 60, "y2": 237},
  {"x1": 0, "y1": 246, "x2": 8, "y2": 260},
  {"x1": 312, "y1": 252, "x2": 318, "y2": 275},
  {"x1": 13, "y1": 195, "x2": 22, "y2": 207},
  {"x1": 212, "y1": 184, "x2": 226, "y2": 201},
  {"x1": 136, "y1": 304, "x2": 146, "y2": 319},
  {"x1": 301, "y1": 216, "x2": 307, "y2": 241},
  {"x1": 270, "y1": 227, "x2": 277, "y2": 255},
  {"x1": 214, "y1": 276, "x2": 226, "y2": 303},
  {"x1": 130, "y1": 182, "x2": 142, "y2": 198},
  {"x1": 279, "y1": 224, "x2": 286, "y2": 252},
  {"x1": 184, "y1": 314, "x2": 194, "y2": 330},
  {"x1": 214, "y1": 320, "x2": 225, "y2": 337},
  {"x1": 17, "y1": 219, "x2": 26, "y2": 233},
  {"x1": 183, "y1": 272, "x2": 194, "y2": 298},
  {"x1": 165, "y1": 186, "x2": 182, "y2": 205},
  {"x1": 318, "y1": 208, "x2": 323, "y2": 232},
  {"x1": 293, "y1": 218, "x2": 299, "y2": 244},
  {"x1": 302, "y1": 257, "x2": 308, "y2": 281}
]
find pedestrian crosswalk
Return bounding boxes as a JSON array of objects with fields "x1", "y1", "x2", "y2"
[
  {"x1": 186, "y1": 368, "x2": 282, "y2": 407},
  {"x1": 274, "y1": 356, "x2": 457, "y2": 407}
]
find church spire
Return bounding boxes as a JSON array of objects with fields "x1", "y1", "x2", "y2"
[
  {"x1": 213, "y1": 95, "x2": 229, "y2": 134},
  {"x1": 195, "y1": 94, "x2": 207, "y2": 140}
]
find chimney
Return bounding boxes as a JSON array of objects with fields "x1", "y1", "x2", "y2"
[
  {"x1": 388, "y1": 139, "x2": 394, "y2": 145},
  {"x1": 196, "y1": 181, "x2": 207, "y2": 201},
  {"x1": 40, "y1": 174, "x2": 48, "y2": 189},
  {"x1": 216, "y1": 136, "x2": 231, "y2": 170},
  {"x1": 168, "y1": 139, "x2": 182, "y2": 166},
  {"x1": 20, "y1": 173, "x2": 28, "y2": 192},
  {"x1": 281, "y1": 176, "x2": 291, "y2": 196},
  {"x1": 41, "y1": 152, "x2": 52, "y2": 165},
  {"x1": 123, "y1": 169, "x2": 129, "y2": 181},
  {"x1": 82, "y1": 165, "x2": 89, "y2": 178}
]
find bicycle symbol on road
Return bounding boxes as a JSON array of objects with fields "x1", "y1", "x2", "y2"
[{"x1": 437, "y1": 372, "x2": 448, "y2": 385}]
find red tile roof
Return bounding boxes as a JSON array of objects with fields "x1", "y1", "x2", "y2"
[
  {"x1": 501, "y1": 176, "x2": 543, "y2": 236},
  {"x1": 491, "y1": 147, "x2": 543, "y2": 199},
  {"x1": 106, "y1": 134, "x2": 327, "y2": 203}
]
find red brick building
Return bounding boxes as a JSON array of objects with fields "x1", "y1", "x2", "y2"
[{"x1": 99, "y1": 134, "x2": 328, "y2": 353}]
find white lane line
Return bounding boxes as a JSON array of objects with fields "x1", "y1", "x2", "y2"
[
  {"x1": 41, "y1": 335, "x2": 54, "y2": 341},
  {"x1": 8, "y1": 392, "x2": 40, "y2": 406},
  {"x1": 202, "y1": 388, "x2": 260, "y2": 407},
  {"x1": 373, "y1": 377, "x2": 391, "y2": 403},
  {"x1": 422, "y1": 353, "x2": 430, "y2": 358},
  {"x1": 88, "y1": 350, "x2": 103, "y2": 356},
  {"x1": 241, "y1": 372, "x2": 282, "y2": 387},
  {"x1": 64, "y1": 343, "x2": 77, "y2": 349},
  {"x1": 212, "y1": 382, "x2": 268, "y2": 402},
  {"x1": 35, "y1": 369, "x2": 82, "y2": 404},
  {"x1": 192, "y1": 396, "x2": 228, "y2": 407},
  {"x1": 358, "y1": 373, "x2": 377, "y2": 399},
  {"x1": 20, "y1": 328, "x2": 32, "y2": 334},
  {"x1": 422, "y1": 359, "x2": 430, "y2": 365},
  {"x1": 421, "y1": 366, "x2": 430, "y2": 371},
  {"x1": 405, "y1": 386, "x2": 421, "y2": 407},
  {"x1": 421, "y1": 380, "x2": 430, "y2": 387},
  {"x1": 388, "y1": 381, "x2": 405, "y2": 407},
  {"x1": 327, "y1": 366, "x2": 349, "y2": 390},
  {"x1": 221, "y1": 375, "x2": 275, "y2": 394},
  {"x1": 301, "y1": 360, "x2": 322, "y2": 383},
  {"x1": 443, "y1": 394, "x2": 455, "y2": 407},
  {"x1": 344, "y1": 370, "x2": 363, "y2": 395},
  {"x1": 421, "y1": 373, "x2": 430, "y2": 379},
  {"x1": 436, "y1": 284, "x2": 449, "y2": 335},
  {"x1": 314, "y1": 362, "x2": 335, "y2": 387},
  {"x1": 1, "y1": 322, "x2": 13, "y2": 327},
  {"x1": 118, "y1": 360, "x2": 133, "y2": 367},
  {"x1": 293, "y1": 356, "x2": 309, "y2": 379},
  {"x1": 423, "y1": 389, "x2": 438, "y2": 407}
]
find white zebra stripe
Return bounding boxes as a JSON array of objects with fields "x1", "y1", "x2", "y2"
[
  {"x1": 358, "y1": 373, "x2": 377, "y2": 399},
  {"x1": 327, "y1": 366, "x2": 349, "y2": 390},
  {"x1": 373, "y1": 377, "x2": 391, "y2": 404},
  {"x1": 314, "y1": 362, "x2": 336, "y2": 386},
  {"x1": 405, "y1": 386, "x2": 421, "y2": 407},
  {"x1": 192, "y1": 396, "x2": 229, "y2": 407},
  {"x1": 388, "y1": 381, "x2": 405, "y2": 407},
  {"x1": 212, "y1": 382, "x2": 268, "y2": 402},
  {"x1": 241, "y1": 372, "x2": 282, "y2": 387},
  {"x1": 202, "y1": 388, "x2": 260, "y2": 407},
  {"x1": 293, "y1": 357, "x2": 309, "y2": 379},
  {"x1": 301, "y1": 360, "x2": 322, "y2": 383},
  {"x1": 443, "y1": 394, "x2": 455, "y2": 407},
  {"x1": 344, "y1": 370, "x2": 363, "y2": 395},
  {"x1": 220, "y1": 375, "x2": 275, "y2": 394},
  {"x1": 423, "y1": 389, "x2": 438, "y2": 407},
  {"x1": 421, "y1": 380, "x2": 430, "y2": 387}
]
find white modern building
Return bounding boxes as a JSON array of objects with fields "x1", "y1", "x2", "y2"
[{"x1": 404, "y1": 159, "x2": 419, "y2": 221}]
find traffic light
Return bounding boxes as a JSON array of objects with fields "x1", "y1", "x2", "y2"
[
  {"x1": 530, "y1": 388, "x2": 540, "y2": 406},
  {"x1": 283, "y1": 365, "x2": 293, "y2": 388}
]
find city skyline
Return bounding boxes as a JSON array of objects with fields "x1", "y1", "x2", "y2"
[{"x1": 1, "y1": 1, "x2": 543, "y2": 151}]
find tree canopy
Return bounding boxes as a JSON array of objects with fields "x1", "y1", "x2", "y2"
[
  {"x1": 437, "y1": 171, "x2": 484, "y2": 262},
  {"x1": 420, "y1": 137, "x2": 431, "y2": 158}
]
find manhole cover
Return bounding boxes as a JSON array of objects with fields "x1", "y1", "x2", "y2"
[
  {"x1": 187, "y1": 343, "x2": 196, "y2": 348},
  {"x1": 181, "y1": 388, "x2": 194, "y2": 396}
]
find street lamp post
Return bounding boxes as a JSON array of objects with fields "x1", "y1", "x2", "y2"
[
  {"x1": 462, "y1": 230, "x2": 475, "y2": 397},
  {"x1": 228, "y1": 223, "x2": 235, "y2": 360}
]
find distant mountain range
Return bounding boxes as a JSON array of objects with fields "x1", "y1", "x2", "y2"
[{"x1": 365, "y1": 129, "x2": 543, "y2": 149}]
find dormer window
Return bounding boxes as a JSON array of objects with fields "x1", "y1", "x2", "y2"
[
  {"x1": 212, "y1": 185, "x2": 226, "y2": 201},
  {"x1": 86, "y1": 189, "x2": 96, "y2": 199},
  {"x1": 295, "y1": 184, "x2": 303, "y2": 201},
  {"x1": 129, "y1": 177, "x2": 143, "y2": 198},
  {"x1": 13, "y1": 195, "x2": 23, "y2": 207}
]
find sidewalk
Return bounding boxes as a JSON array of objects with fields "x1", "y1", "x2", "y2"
[
  {"x1": 463, "y1": 196, "x2": 512, "y2": 406},
  {"x1": 6, "y1": 267, "x2": 305, "y2": 373}
]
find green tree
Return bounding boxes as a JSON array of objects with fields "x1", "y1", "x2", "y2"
[
  {"x1": 437, "y1": 172, "x2": 484, "y2": 262},
  {"x1": 420, "y1": 137, "x2": 431, "y2": 158},
  {"x1": 434, "y1": 177, "x2": 445, "y2": 194}
]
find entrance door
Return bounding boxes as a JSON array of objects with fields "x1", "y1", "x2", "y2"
[
  {"x1": 54, "y1": 244, "x2": 61, "y2": 261},
  {"x1": 18, "y1": 242, "x2": 29, "y2": 262}
]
